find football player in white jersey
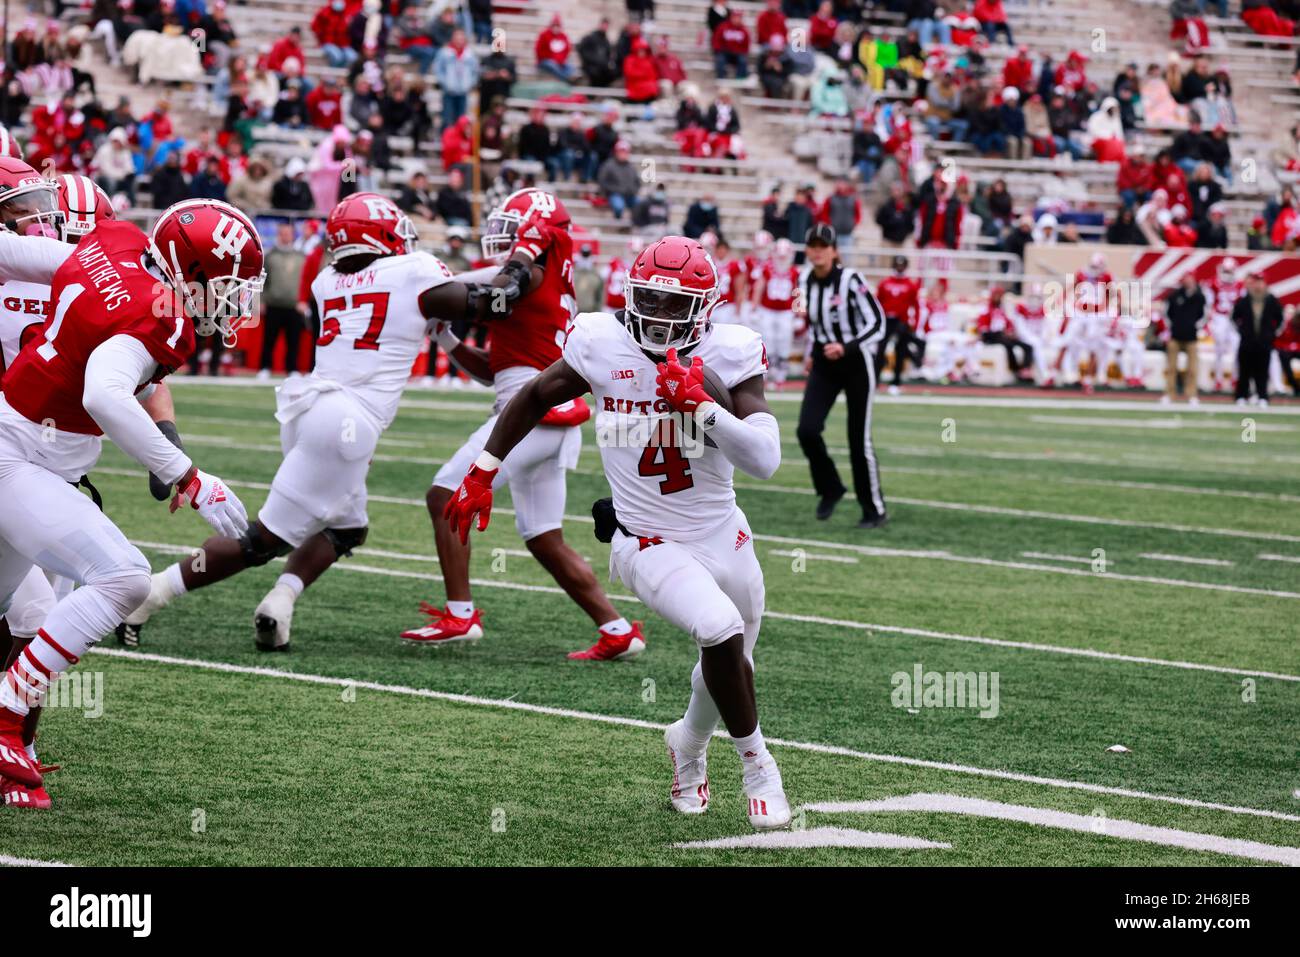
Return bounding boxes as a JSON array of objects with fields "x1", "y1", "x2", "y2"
[
  {"x1": 119, "y1": 193, "x2": 501, "y2": 651},
  {"x1": 443, "y1": 236, "x2": 791, "y2": 830},
  {"x1": 1207, "y1": 258, "x2": 1244, "y2": 393}
]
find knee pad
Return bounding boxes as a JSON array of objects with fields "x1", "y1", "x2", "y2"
[
  {"x1": 323, "y1": 526, "x2": 368, "y2": 559},
  {"x1": 239, "y1": 523, "x2": 293, "y2": 567},
  {"x1": 693, "y1": 601, "x2": 745, "y2": 649}
]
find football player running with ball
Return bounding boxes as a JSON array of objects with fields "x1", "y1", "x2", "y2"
[
  {"x1": 120, "y1": 193, "x2": 499, "y2": 651},
  {"x1": 0, "y1": 197, "x2": 262, "y2": 795},
  {"x1": 443, "y1": 236, "x2": 791, "y2": 830},
  {"x1": 403, "y1": 188, "x2": 642, "y2": 661}
]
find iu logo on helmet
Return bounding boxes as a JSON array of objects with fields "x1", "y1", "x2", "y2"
[
  {"x1": 212, "y1": 214, "x2": 251, "y2": 262},
  {"x1": 528, "y1": 192, "x2": 556, "y2": 216}
]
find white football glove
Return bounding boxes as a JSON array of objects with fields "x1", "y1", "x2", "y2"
[{"x1": 170, "y1": 467, "x2": 249, "y2": 537}]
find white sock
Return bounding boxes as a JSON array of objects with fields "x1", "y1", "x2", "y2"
[
  {"x1": 24, "y1": 743, "x2": 36, "y2": 762},
  {"x1": 163, "y1": 563, "x2": 187, "y2": 598},
  {"x1": 681, "y1": 662, "x2": 719, "y2": 752},
  {"x1": 447, "y1": 600, "x2": 474, "y2": 619},
  {"x1": 599, "y1": 617, "x2": 631, "y2": 635},
  {"x1": 733, "y1": 725, "x2": 769, "y2": 764},
  {"x1": 276, "y1": 573, "x2": 305, "y2": 599}
]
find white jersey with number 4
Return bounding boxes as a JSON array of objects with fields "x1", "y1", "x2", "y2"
[
  {"x1": 305, "y1": 250, "x2": 453, "y2": 429},
  {"x1": 562, "y1": 312, "x2": 768, "y2": 541}
]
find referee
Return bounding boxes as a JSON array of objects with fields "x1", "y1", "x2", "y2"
[{"x1": 796, "y1": 224, "x2": 888, "y2": 528}]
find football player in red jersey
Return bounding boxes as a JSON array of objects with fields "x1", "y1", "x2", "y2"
[
  {"x1": 0, "y1": 197, "x2": 262, "y2": 794},
  {"x1": 119, "y1": 193, "x2": 502, "y2": 653},
  {"x1": 402, "y1": 187, "x2": 644, "y2": 660},
  {"x1": 1206, "y1": 258, "x2": 1244, "y2": 393},
  {"x1": 442, "y1": 235, "x2": 790, "y2": 829},
  {"x1": 874, "y1": 255, "x2": 922, "y2": 393},
  {"x1": 0, "y1": 169, "x2": 189, "y2": 808}
]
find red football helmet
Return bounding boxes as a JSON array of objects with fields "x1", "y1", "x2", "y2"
[
  {"x1": 0, "y1": 156, "x2": 60, "y2": 238},
  {"x1": 623, "y1": 236, "x2": 719, "y2": 354},
  {"x1": 148, "y1": 199, "x2": 266, "y2": 343},
  {"x1": 481, "y1": 187, "x2": 570, "y2": 262},
  {"x1": 55, "y1": 173, "x2": 114, "y2": 243},
  {"x1": 0, "y1": 126, "x2": 24, "y2": 161},
  {"x1": 326, "y1": 192, "x2": 417, "y2": 259}
]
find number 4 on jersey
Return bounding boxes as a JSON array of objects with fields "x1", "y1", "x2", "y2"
[{"x1": 638, "y1": 418, "x2": 694, "y2": 494}]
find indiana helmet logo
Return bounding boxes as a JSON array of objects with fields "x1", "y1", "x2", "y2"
[{"x1": 211, "y1": 214, "x2": 251, "y2": 261}]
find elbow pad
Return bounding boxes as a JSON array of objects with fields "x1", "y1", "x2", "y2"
[{"x1": 497, "y1": 258, "x2": 534, "y2": 306}]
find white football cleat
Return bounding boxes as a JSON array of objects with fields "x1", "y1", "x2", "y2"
[
  {"x1": 254, "y1": 584, "x2": 297, "y2": 652},
  {"x1": 742, "y1": 753, "x2": 791, "y2": 830},
  {"x1": 664, "y1": 720, "x2": 709, "y2": 814}
]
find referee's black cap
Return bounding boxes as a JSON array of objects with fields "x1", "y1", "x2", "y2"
[{"x1": 805, "y1": 223, "x2": 837, "y2": 248}]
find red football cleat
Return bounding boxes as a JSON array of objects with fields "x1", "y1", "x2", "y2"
[
  {"x1": 400, "y1": 603, "x2": 484, "y2": 645},
  {"x1": 567, "y1": 621, "x2": 646, "y2": 661},
  {"x1": 0, "y1": 713, "x2": 41, "y2": 789},
  {"x1": 2, "y1": 766, "x2": 55, "y2": 809}
]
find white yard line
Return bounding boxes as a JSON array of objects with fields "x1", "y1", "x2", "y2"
[
  {"x1": 1140, "y1": 553, "x2": 1236, "y2": 568},
  {"x1": 768, "y1": 549, "x2": 860, "y2": 564},
  {"x1": 1259, "y1": 553, "x2": 1300, "y2": 564},
  {"x1": 129, "y1": 539, "x2": 1300, "y2": 682},
  {"x1": 1020, "y1": 551, "x2": 1099, "y2": 565},
  {"x1": 803, "y1": 794, "x2": 1300, "y2": 866},
  {"x1": 1030, "y1": 414, "x2": 1297, "y2": 432},
  {"x1": 0, "y1": 854, "x2": 68, "y2": 867},
  {"x1": 673, "y1": 829, "x2": 951, "y2": 852},
  {"x1": 85, "y1": 646, "x2": 1300, "y2": 824}
]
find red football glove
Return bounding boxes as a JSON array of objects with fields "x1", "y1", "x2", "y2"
[
  {"x1": 443, "y1": 463, "x2": 498, "y2": 544},
  {"x1": 512, "y1": 212, "x2": 556, "y2": 259},
  {"x1": 655, "y1": 347, "x2": 713, "y2": 415}
]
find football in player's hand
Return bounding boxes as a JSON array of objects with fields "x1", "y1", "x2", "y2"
[{"x1": 699, "y1": 365, "x2": 734, "y2": 415}]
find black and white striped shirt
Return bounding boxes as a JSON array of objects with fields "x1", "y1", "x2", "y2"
[{"x1": 801, "y1": 263, "x2": 885, "y2": 349}]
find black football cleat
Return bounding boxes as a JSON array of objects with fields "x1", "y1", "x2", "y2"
[
  {"x1": 115, "y1": 621, "x2": 142, "y2": 648},
  {"x1": 815, "y1": 490, "x2": 845, "y2": 520},
  {"x1": 857, "y1": 515, "x2": 888, "y2": 530}
]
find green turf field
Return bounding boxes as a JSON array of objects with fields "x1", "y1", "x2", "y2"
[{"x1": 2, "y1": 381, "x2": 1297, "y2": 866}]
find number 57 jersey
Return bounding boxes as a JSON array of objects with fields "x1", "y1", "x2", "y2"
[
  {"x1": 308, "y1": 250, "x2": 453, "y2": 430},
  {"x1": 561, "y1": 312, "x2": 769, "y2": 542}
]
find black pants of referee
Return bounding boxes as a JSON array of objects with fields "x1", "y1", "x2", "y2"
[{"x1": 797, "y1": 345, "x2": 887, "y2": 522}]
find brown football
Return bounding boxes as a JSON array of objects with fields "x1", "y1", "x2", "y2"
[{"x1": 699, "y1": 365, "x2": 735, "y2": 415}]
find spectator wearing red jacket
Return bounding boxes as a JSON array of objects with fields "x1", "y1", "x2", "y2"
[
  {"x1": 1053, "y1": 50, "x2": 1088, "y2": 92},
  {"x1": 712, "y1": 10, "x2": 750, "y2": 79},
  {"x1": 756, "y1": 0, "x2": 788, "y2": 47},
  {"x1": 1242, "y1": 0, "x2": 1295, "y2": 39},
  {"x1": 536, "y1": 15, "x2": 575, "y2": 82},
  {"x1": 623, "y1": 38, "x2": 659, "y2": 103},
  {"x1": 946, "y1": 3, "x2": 982, "y2": 46},
  {"x1": 266, "y1": 27, "x2": 306, "y2": 75},
  {"x1": 1116, "y1": 149, "x2": 1154, "y2": 207},
  {"x1": 441, "y1": 114, "x2": 474, "y2": 172},
  {"x1": 305, "y1": 77, "x2": 343, "y2": 130},
  {"x1": 312, "y1": 1, "x2": 359, "y2": 69},
  {"x1": 1001, "y1": 45, "x2": 1034, "y2": 92},
  {"x1": 974, "y1": 0, "x2": 1013, "y2": 44},
  {"x1": 1164, "y1": 205, "x2": 1198, "y2": 246},
  {"x1": 808, "y1": 2, "x2": 838, "y2": 51},
  {"x1": 653, "y1": 36, "x2": 686, "y2": 97}
]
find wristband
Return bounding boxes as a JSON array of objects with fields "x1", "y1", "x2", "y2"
[
  {"x1": 692, "y1": 401, "x2": 721, "y2": 431},
  {"x1": 473, "y1": 451, "x2": 503, "y2": 471},
  {"x1": 436, "y1": 324, "x2": 461, "y2": 353}
]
